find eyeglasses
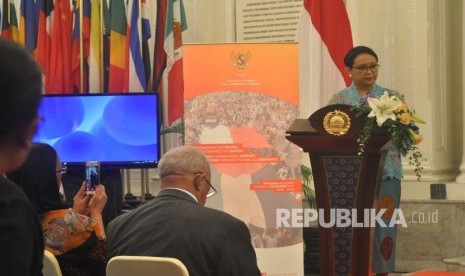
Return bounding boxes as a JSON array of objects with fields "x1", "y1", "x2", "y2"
[
  {"x1": 203, "y1": 177, "x2": 217, "y2": 198},
  {"x1": 56, "y1": 165, "x2": 67, "y2": 175},
  {"x1": 194, "y1": 172, "x2": 217, "y2": 198},
  {"x1": 352, "y1": 64, "x2": 380, "y2": 73},
  {"x1": 164, "y1": 172, "x2": 217, "y2": 198}
]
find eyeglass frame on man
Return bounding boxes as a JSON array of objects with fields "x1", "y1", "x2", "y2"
[
  {"x1": 163, "y1": 172, "x2": 217, "y2": 198},
  {"x1": 194, "y1": 172, "x2": 217, "y2": 198},
  {"x1": 56, "y1": 165, "x2": 67, "y2": 175},
  {"x1": 352, "y1": 63, "x2": 380, "y2": 73}
]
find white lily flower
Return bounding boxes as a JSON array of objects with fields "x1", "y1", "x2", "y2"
[{"x1": 367, "y1": 91, "x2": 402, "y2": 127}]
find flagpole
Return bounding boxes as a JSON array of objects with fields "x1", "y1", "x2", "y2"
[
  {"x1": 79, "y1": 0, "x2": 84, "y2": 93},
  {"x1": 7, "y1": 0, "x2": 10, "y2": 30},
  {"x1": 99, "y1": 0, "x2": 103, "y2": 92},
  {"x1": 139, "y1": 0, "x2": 142, "y2": 74}
]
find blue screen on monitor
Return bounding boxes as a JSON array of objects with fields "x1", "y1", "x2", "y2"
[{"x1": 33, "y1": 93, "x2": 160, "y2": 168}]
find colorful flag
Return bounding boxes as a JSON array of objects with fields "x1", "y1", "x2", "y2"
[
  {"x1": 127, "y1": 0, "x2": 146, "y2": 92},
  {"x1": 71, "y1": 0, "x2": 82, "y2": 92},
  {"x1": 34, "y1": 0, "x2": 41, "y2": 35},
  {"x1": 10, "y1": 0, "x2": 22, "y2": 45},
  {"x1": 164, "y1": 0, "x2": 187, "y2": 126},
  {"x1": 102, "y1": 0, "x2": 110, "y2": 92},
  {"x1": 141, "y1": 0, "x2": 155, "y2": 90},
  {"x1": 82, "y1": 0, "x2": 90, "y2": 92},
  {"x1": 20, "y1": 0, "x2": 38, "y2": 52},
  {"x1": 69, "y1": 0, "x2": 90, "y2": 93},
  {"x1": 47, "y1": 0, "x2": 73, "y2": 93},
  {"x1": 108, "y1": 0, "x2": 127, "y2": 92},
  {"x1": 0, "y1": 0, "x2": 10, "y2": 38},
  {"x1": 36, "y1": 0, "x2": 54, "y2": 83},
  {"x1": 88, "y1": 0, "x2": 102, "y2": 93},
  {"x1": 296, "y1": 0, "x2": 353, "y2": 117},
  {"x1": 152, "y1": 0, "x2": 166, "y2": 93},
  {"x1": 0, "y1": 0, "x2": 3, "y2": 36}
]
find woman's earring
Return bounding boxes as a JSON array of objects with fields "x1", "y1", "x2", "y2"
[{"x1": 349, "y1": 74, "x2": 352, "y2": 77}]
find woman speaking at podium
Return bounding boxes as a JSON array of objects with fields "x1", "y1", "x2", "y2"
[{"x1": 329, "y1": 46, "x2": 404, "y2": 276}]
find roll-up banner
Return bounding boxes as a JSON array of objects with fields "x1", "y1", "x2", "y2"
[{"x1": 184, "y1": 43, "x2": 303, "y2": 276}]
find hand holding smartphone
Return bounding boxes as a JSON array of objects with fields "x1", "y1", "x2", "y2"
[{"x1": 85, "y1": 161, "x2": 100, "y2": 195}]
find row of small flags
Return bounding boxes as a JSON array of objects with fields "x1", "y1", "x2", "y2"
[{"x1": 0, "y1": 0, "x2": 186, "y2": 126}]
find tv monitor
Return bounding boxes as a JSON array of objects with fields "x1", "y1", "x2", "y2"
[{"x1": 33, "y1": 93, "x2": 161, "y2": 168}]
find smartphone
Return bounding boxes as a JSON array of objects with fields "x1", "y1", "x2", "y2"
[{"x1": 85, "y1": 161, "x2": 100, "y2": 195}]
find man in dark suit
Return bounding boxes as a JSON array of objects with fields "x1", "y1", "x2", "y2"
[
  {"x1": 0, "y1": 38, "x2": 44, "y2": 275},
  {"x1": 106, "y1": 146, "x2": 261, "y2": 276}
]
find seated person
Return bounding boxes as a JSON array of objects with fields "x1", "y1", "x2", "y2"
[
  {"x1": 105, "y1": 145, "x2": 261, "y2": 276},
  {"x1": 7, "y1": 142, "x2": 108, "y2": 276},
  {"x1": 62, "y1": 167, "x2": 123, "y2": 226}
]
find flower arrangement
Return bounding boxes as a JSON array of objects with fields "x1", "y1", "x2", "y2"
[{"x1": 352, "y1": 91, "x2": 426, "y2": 180}]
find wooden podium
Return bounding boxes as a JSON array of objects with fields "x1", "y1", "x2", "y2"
[{"x1": 286, "y1": 104, "x2": 390, "y2": 276}]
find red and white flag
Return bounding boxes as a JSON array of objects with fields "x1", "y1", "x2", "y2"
[
  {"x1": 164, "y1": 0, "x2": 187, "y2": 126},
  {"x1": 36, "y1": 0, "x2": 54, "y2": 88},
  {"x1": 296, "y1": 0, "x2": 353, "y2": 117}
]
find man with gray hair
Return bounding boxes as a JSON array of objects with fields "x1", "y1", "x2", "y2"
[{"x1": 106, "y1": 145, "x2": 261, "y2": 276}]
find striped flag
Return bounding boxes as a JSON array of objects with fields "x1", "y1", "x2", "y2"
[
  {"x1": 71, "y1": 0, "x2": 82, "y2": 92},
  {"x1": 296, "y1": 0, "x2": 353, "y2": 117},
  {"x1": 152, "y1": 0, "x2": 166, "y2": 93},
  {"x1": 47, "y1": 0, "x2": 73, "y2": 93},
  {"x1": 0, "y1": 0, "x2": 3, "y2": 36},
  {"x1": 108, "y1": 0, "x2": 127, "y2": 92},
  {"x1": 36, "y1": 0, "x2": 54, "y2": 85},
  {"x1": 1, "y1": 0, "x2": 11, "y2": 38},
  {"x1": 34, "y1": 0, "x2": 40, "y2": 37},
  {"x1": 102, "y1": 0, "x2": 110, "y2": 92},
  {"x1": 127, "y1": 0, "x2": 146, "y2": 92},
  {"x1": 70, "y1": 0, "x2": 90, "y2": 93},
  {"x1": 164, "y1": 0, "x2": 187, "y2": 126},
  {"x1": 0, "y1": 0, "x2": 2, "y2": 35},
  {"x1": 141, "y1": 0, "x2": 155, "y2": 90},
  {"x1": 20, "y1": 0, "x2": 37, "y2": 52},
  {"x1": 82, "y1": 0, "x2": 90, "y2": 92},
  {"x1": 88, "y1": 0, "x2": 102, "y2": 93},
  {"x1": 10, "y1": 0, "x2": 21, "y2": 45}
]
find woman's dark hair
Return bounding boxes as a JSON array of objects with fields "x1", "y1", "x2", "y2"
[
  {"x1": 343, "y1": 46, "x2": 378, "y2": 68},
  {"x1": 7, "y1": 143, "x2": 66, "y2": 214}
]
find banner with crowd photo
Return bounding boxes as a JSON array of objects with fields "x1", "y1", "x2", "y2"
[{"x1": 183, "y1": 43, "x2": 303, "y2": 276}]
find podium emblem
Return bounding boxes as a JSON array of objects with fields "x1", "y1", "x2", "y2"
[{"x1": 323, "y1": 110, "x2": 351, "y2": 136}]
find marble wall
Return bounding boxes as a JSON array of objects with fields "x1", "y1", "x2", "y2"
[{"x1": 396, "y1": 200, "x2": 465, "y2": 271}]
